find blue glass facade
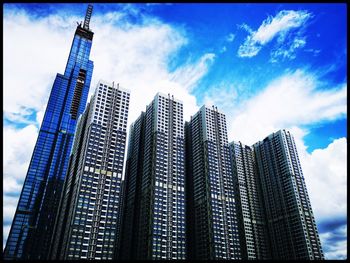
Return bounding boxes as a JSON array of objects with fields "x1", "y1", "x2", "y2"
[{"x1": 4, "y1": 7, "x2": 94, "y2": 260}]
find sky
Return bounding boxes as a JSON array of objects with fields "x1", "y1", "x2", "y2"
[{"x1": 3, "y1": 3, "x2": 347, "y2": 259}]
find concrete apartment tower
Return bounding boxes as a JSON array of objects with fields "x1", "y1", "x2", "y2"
[
  {"x1": 50, "y1": 81, "x2": 130, "y2": 260},
  {"x1": 229, "y1": 141, "x2": 271, "y2": 259},
  {"x1": 185, "y1": 105, "x2": 241, "y2": 260},
  {"x1": 120, "y1": 93, "x2": 186, "y2": 259},
  {"x1": 253, "y1": 130, "x2": 324, "y2": 260}
]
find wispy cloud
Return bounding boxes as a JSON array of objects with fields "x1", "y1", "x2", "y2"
[
  {"x1": 203, "y1": 81, "x2": 237, "y2": 109},
  {"x1": 220, "y1": 46, "x2": 227, "y2": 53},
  {"x1": 169, "y1": 53, "x2": 216, "y2": 92},
  {"x1": 237, "y1": 23, "x2": 253, "y2": 34},
  {"x1": 304, "y1": 48, "x2": 321, "y2": 56},
  {"x1": 227, "y1": 70, "x2": 346, "y2": 144},
  {"x1": 226, "y1": 33, "x2": 235, "y2": 42},
  {"x1": 270, "y1": 36, "x2": 306, "y2": 62},
  {"x1": 237, "y1": 10, "x2": 311, "y2": 58},
  {"x1": 319, "y1": 222, "x2": 347, "y2": 259}
]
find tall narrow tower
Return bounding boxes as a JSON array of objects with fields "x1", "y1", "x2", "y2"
[
  {"x1": 120, "y1": 93, "x2": 186, "y2": 260},
  {"x1": 51, "y1": 81, "x2": 130, "y2": 260},
  {"x1": 229, "y1": 141, "x2": 271, "y2": 259},
  {"x1": 4, "y1": 5, "x2": 94, "y2": 260},
  {"x1": 253, "y1": 130, "x2": 324, "y2": 259},
  {"x1": 185, "y1": 106, "x2": 241, "y2": 260}
]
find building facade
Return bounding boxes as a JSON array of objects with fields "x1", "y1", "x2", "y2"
[
  {"x1": 229, "y1": 141, "x2": 271, "y2": 259},
  {"x1": 50, "y1": 81, "x2": 130, "y2": 260},
  {"x1": 4, "y1": 5, "x2": 94, "y2": 260},
  {"x1": 120, "y1": 93, "x2": 186, "y2": 260},
  {"x1": 185, "y1": 106, "x2": 241, "y2": 260},
  {"x1": 253, "y1": 129, "x2": 324, "y2": 259},
  {"x1": 118, "y1": 112, "x2": 146, "y2": 259}
]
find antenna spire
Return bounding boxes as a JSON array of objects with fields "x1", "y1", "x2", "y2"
[{"x1": 83, "y1": 4, "x2": 93, "y2": 30}]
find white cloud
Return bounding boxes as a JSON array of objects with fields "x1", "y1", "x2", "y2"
[
  {"x1": 226, "y1": 33, "x2": 235, "y2": 42},
  {"x1": 3, "y1": 226, "x2": 11, "y2": 250},
  {"x1": 89, "y1": 15, "x2": 194, "y2": 123},
  {"x1": 319, "y1": 224, "x2": 347, "y2": 259},
  {"x1": 203, "y1": 82, "x2": 237, "y2": 110},
  {"x1": 169, "y1": 53, "x2": 216, "y2": 92},
  {"x1": 227, "y1": 70, "x2": 346, "y2": 145},
  {"x1": 324, "y1": 240, "x2": 347, "y2": 259},
  {"x1": 4, "y1": 125, "x2": 39, "y2": 182},
  {"x1": 302, "y1": 137, "x2": 347, "y2": 222},
  {"x1": 3, "y1": 195, "x2": 20, "y2": 249},
  {"x1": 237, "y1": 23, "x2": 253, "y2": 34},
  {"x1": 270, "y1": 36, "x2": 306, "y2": 63},
  {"x1": 237, "y1": 10, "x2": 311, "y2": 57},
  {"x1": 220, "y1": 46, "x2": 227, "y2": 53},
  {"x1": 89, "y1": 13, "x2": 214, "y2": 124},
  {"x1": 3, "y1": 195, "x2": 20, "y2": 224},
  {"x1": 3, "y1": 124, "x2": 39, "y2": 246}
]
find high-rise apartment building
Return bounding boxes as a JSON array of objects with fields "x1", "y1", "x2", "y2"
[
  {"x1": 120, "y1": 93, "x2": 186, "y2": 260},
  {"x1": 118, "y1": 112, "x2": 146, "y2": 259},
  {"x1": 50, "y1": 81, "x2": 130, "y2": 260},
  {"x1": 253, "y1": 130, "x2": 324, "y2": 259},
  {"x1": 185, "y1": 106, "x2": 241, "y2": 260},
  {"x1": 4, "y1": 5, "x2": 94, "y2": 260},
  {"x1": 229, "y1": 141, "x2": 271, "y2": 259}
]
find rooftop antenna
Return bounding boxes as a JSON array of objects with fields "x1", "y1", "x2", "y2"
[{"x1": 83, "y1": 4, "x2": 93, "y2": 30}]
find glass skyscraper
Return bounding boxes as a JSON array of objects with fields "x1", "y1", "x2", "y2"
[
  {"x1": 50, "y1": 81, "x2": 130, "y2": 260},
  {"x1": 229, "y1": 141, "x2": 271, "y2": 260},
  {"x1": 185, "y1": 106, "x2": 241, "y2": 260},
  {"x1": 120, "y1": 93, "x2": 186, "y2": 260},
  {"x1": 4, "y1": 5, "x2": 94, "y2": 260},
  {"x1": 253, "y1": 130, "x2": 324, "y2": 259}
]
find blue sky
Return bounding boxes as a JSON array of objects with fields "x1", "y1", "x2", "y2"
[{"x1": 3, "y1": 3, "x2": 347, "y2": 259}]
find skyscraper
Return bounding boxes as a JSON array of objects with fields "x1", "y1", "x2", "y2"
[
  {"x1": 229, "y1": 141, "x2": 271, "y2": 259},
  {"x1": 4, "y1": 5, "x2": 94, "y2": 260},
  {"x1": 253, "y1": 129, "x2": 324, "y2": 259},
  {"x1": 120, "y1": 93, "x2": 186, "y2": 260},
  {"x1": 50, "y1": 80, "x2": 130, "y2": 260},
  {"x1": 118, "y1": 112, "x2": 146, "y2": 259},
  {"x1": 185, "y1": 105, "x2": 241, "y2": 260}
]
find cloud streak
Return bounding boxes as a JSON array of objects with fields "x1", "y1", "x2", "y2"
[
  {"x1": 319, "y1": 222, "x2": 347, "y2": 259},
  {"x1": 270, "y1": 36, "x2": 306, "y2": 62},
  {"x1": 227, "y1": 69, "x2": 346, "y2": 145},
  {"x1": 237, "y1": 10, "x2": 311, "y2": 58}
]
